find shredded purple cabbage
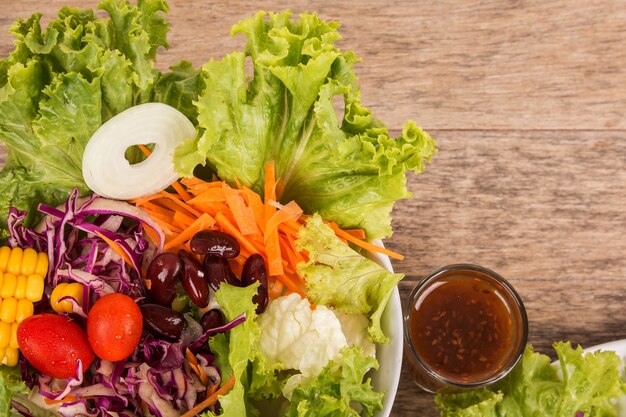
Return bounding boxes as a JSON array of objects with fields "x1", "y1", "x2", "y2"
[{"x1": 8, "y1": 190, "x2": 245, "y2": 417}]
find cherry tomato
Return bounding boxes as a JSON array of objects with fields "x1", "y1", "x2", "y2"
[
  {"x1": 17, "y1": 314, "x2": 94, "y2": 379},
  {"x1": 87, "y1": 293, "x2": 142, "y2": 361}
]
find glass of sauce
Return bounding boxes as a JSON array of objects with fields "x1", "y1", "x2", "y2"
[{"x1": 404, "y1": 264, "x2": 528, "y2": 393}]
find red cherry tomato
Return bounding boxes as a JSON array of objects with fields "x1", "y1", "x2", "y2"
[
  {"x1": 87, "y1": 293, "x2": 143, "y2": 361},
  {"x1": 17, "y1": 314, "x2": 94, "y2": 379}
]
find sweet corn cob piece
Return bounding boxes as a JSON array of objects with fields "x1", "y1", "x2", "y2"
[
  {"x1": 15, "y1": 299, "x2": 34, "y2": 324},
  {"x1": 0, "y1": 298, "x2": 17, "y2": 323},
  {"x1": 9, "y1": 323, "x2": 19, "y2": 349},
  {"x1": 14, "y1": 275, "x2": 27, "y2": 299},
  {"x1": 0, "y1": 246, "x2": 48, "y2": 366},
  {"x1": 3, "y1": 347, "x2": 18, "y2": 366},
  {"x1": 0, "y1": 321, "x2": 10, "y2": 348}
]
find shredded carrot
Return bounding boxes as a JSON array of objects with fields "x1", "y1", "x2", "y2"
[
  {"x1": 264, "y1": 201, "x2": 302, "y2": 243},
  {"x1": 94, "y1": 231, "x2": 136, "y2": 271},
  {"x1": 132, "y1": 160, "x2": 404, "y2": 303},
  {"x1": 186, "y1": 348, "x2": 209, "y2": 386},
  {"x1": 44, "y1": 395, "x2": 79, "y2": 405},
  {"x1": 268, "y1": 279, "x2": 284, "y2": 299},
  {"x1": 328, "y1": 222, "x2": 405, "y2": 260},
  {"x1": 344, "y1": 228, "x2": 366, "y2": 240},
  {"x1": 223, "y1": 184, "x2": 257, "y2": 235},
  {"x1": 180, "y1": 375, "x2": 236, "y2": 417},
  {"x1": 164, "y1": 213, "x2": 216, "y2": 252}
]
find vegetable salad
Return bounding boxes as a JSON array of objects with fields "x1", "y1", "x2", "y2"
[{"x1": 0, "y1": 1, "x2": 436, "y2": 417}]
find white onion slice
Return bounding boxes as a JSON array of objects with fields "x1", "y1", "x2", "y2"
[{"x1": 82, "y1": 103, "x2": 195, "y2": 200}]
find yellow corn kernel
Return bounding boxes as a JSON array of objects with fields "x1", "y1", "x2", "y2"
[
  {"x1": 0, "y1": 322, "x2": 10, "y2": 348},
  {"x1": 20, "y1": 248, "x2": 38, "y2": 276},
  {"x1": 4, "y1": 347, "x2": 18, "y2": 366},
  {"x1": 7, "y1": 247, "x2": 23, "y2": 276},
  {"x1": 0, "y1": 273, "x2": 17, "y2": 299},
  {"x1": 26, "y1": 274, "x2": 44, "y2": 303},
  {"x1": 51, "y1": 283, "x2": 83, "y2": 313},
  {"x1": 0, "y1": 247, "x2": 10, "y2": 273},
  {"x1": 14, "y1": 275, "x2": 27, "y2": 300},
  {"x1": 9, "y1": 323, "x2": 19, "y2": 349},
  {"x1": 0, "y1": 347, "x2": 4, "y2": 363},
  {"x1": 0, "y1": 297, "x2": 17, "y2": 323},
  {"x1": 35, "y1": 252, "x2": 48, "y2": 277},
  {"x1": 51, "y1": 283, "x2": 68, "y2": 313},
  {"x1": 16, "y1": 299, "x2": 33, "y2": 324}
]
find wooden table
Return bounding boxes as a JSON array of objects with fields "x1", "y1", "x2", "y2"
[{"x1": 1, "y1": 1, "x2": 625, "y2": 415}]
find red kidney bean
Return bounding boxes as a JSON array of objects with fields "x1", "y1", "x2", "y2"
[
  {"x1": 145, "y1": 252, "x2": 182, "y2": 305},
  {"x1": 140, "y1": 304, "x2": 187, "y2": 340},
  {"x1": 204, "y1": 255, "x2": 241, "y2": 290},
  {"x1": 190, "y1": 231, "x2": 240, "y2": 258},
  {"x1": 179, "y1": 251, "x2": 210, "y2": 308},
  {"x1": 242, "y1": 254, "x2": 269, "y2": 314},
  {"x1": 200, "y1": 309, "x2": 226, "y2": 332}
]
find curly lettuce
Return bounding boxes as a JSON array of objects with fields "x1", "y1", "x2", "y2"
[
  {"x1": 174, "y1": 11, "x2": 436, "y2": 239},
  {"x1": 435, "y1": 342, "x2": 626, "y2": 417},
  {"x1": 0, "y1": 0, "x2": 203, "y2": 239},
  {"x1": 296, "y1": 215, "x2": 403, "y2": 343}
]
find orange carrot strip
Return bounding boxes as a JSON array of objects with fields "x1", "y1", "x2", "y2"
[
  {"x1": 328, "y1": 222, "x2": 404, "y2": 260},
  {"x1": 94, "y1": 232, "x2": 133, "y2": 266},
  {"x1": 264, "y1": 201, "x2": 302, "y2": 243},
  {"x1": 180, "y1": 375, "x2": 236, "y2": 417},
  {"x1": 173, "y1": 210, "x2": 196, "y2": 229},
  {"x1": 265, "y1": 231, "x2": 283, "y2": 276},
  {"x1": 223, "y1": 184, "x2": 257, "y2": 235},
  {"x1": 268, "y1": 279, "x2": 284, "y2": 299},
  {"x1": 242, "y1": 187, "x2": 266, "y2": 233},
  {"x1": 44, "y1": 395, "x2": 79, "y2": 405},
  {"x1": 344, "y1": 229, "x2": 366, "y2": 240},
  {"x1": 137, "y1": 144, "x2": 152, "y2": 157},
  {"x1": 215, "y1": 212, "x2": 260, "y2": 255},
  {"x1": 157, "y1": 191, "x2": 203, "y2": 218},
  {"x1": 186, "y1": 348, "x2": 209, "y2": 386},
  {"x1": 171, "y1": 181, "x2": 193, "y2": 202},
  {"x1": 157, "y1": 193, "x2": 203, "y2": 219},
  {"x1": 163, "y1": 213, "x2": 216, "y2": 251},
  {"x1": 139, "y1": 201, "x2": 175, "y2": 220},
  {"x1": 188, "y1": 188, "x2": 227, "y2": 205}
]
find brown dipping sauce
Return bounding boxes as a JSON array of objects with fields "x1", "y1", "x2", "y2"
[{"x1": 404, "y1": 265, "x2": 527, "y2": 390}]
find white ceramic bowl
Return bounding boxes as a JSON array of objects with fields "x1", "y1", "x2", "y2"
[{"x1": 370, "y1": 242, "x2": 403, "y2": 417}]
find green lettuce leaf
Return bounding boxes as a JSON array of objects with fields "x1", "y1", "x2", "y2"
[
  {"x1": 206, "y1": 282, "x2": 285, "y2": 417},
  {"x1": 174, "y1": 11, "x2": 436, "y2": 239},
  {"x1": 0, "y1": 366, "x2": 27, "y2": 416},
  {"x1": 296, "y1": 214, "x2": 403, "y2": 343},
  {"x1": 0, "y1": 0, "x2": 169, "y2": 237},
  {"x1": 435, "y1": 343, "x2": 626, "y2": 417},
  {"x1": 207, "y1": 283, "x2": 261, "y2": 417},
  {"x1": 286, "y1": 346, "x2": 383, "y2": 417}
]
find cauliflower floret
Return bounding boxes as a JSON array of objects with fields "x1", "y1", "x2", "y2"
[{"x1": 258, "y1": 294, "x2": 347, "y2": 376}]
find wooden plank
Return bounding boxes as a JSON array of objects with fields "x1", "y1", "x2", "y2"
[
  {"x1": 1, "y1": 0, "x2": 625, "y2": 130},
  {"x1": 390, "y1": 129, "x2": 626, "y2": 415}
]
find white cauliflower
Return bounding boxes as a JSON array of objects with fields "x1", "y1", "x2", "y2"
[
  {"x1": 257, "y1": 293, "x2": 347, "y2": 376},
  {"x1": 257, "y1": 294, "x2": 377, "y2": 399}
]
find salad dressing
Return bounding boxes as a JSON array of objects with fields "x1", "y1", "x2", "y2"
[
  {"x1": 409, "y1": 275, "x2": 514, "y2": 382},
  {"x1": 404, "y1": 265, "x2": 527, "y2": 392}
]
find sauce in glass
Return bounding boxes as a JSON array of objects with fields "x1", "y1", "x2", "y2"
[{"x1": 404, "y1": 264, "x2": 527, "y2": 392}]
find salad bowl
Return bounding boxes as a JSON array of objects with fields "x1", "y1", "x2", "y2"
[{"x1": 370, "y1": 246, "x2": 404, "y2": 417}]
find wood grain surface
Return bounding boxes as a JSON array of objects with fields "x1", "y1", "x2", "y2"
[{"x1": 1, "y1": 1, "x2": 626, "y2": 416}]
